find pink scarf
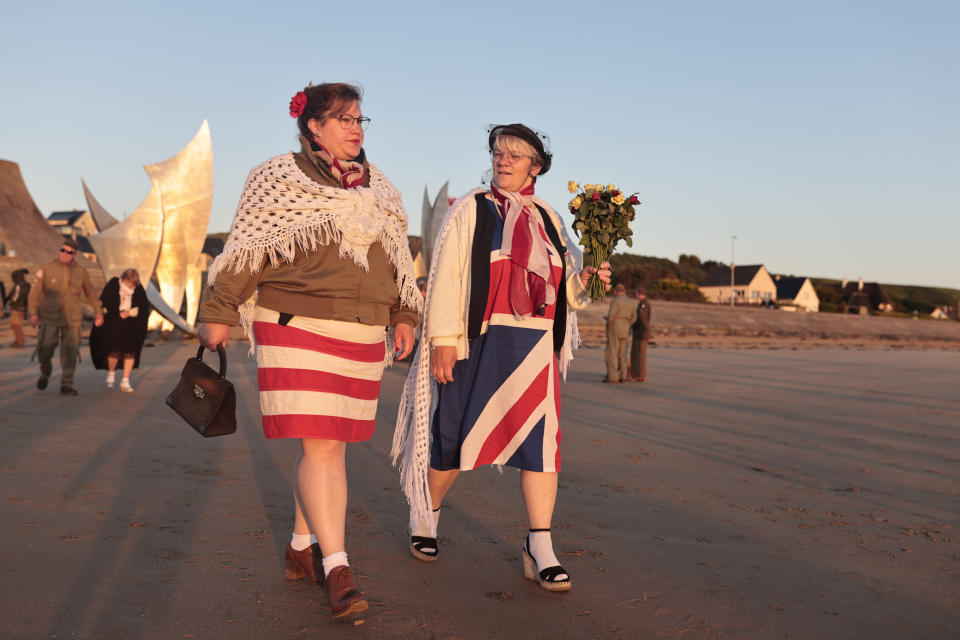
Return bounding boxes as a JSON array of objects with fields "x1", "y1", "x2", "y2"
[
  {"x1": 310, "y1": 139, "x2": 366, "y2": 190},
  {"x1": 490, "y1": 182, "x2": 558, "y2": 318}
]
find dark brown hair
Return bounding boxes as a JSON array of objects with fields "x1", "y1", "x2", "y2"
[{"x1": 296, "y1": 83, "x2": 363, "y2": 138}]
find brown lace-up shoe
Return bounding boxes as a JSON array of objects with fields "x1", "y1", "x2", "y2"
[
  {"x1": 284, "y1": 543, "x2": 322, "y2": 584},
  {"x1": 324, "y1": 565, "x2": 368, "y2": 619}
]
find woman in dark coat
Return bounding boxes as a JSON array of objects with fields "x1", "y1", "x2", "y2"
[{"x1": 90, "y1": 268, "x2": 149, "y2": 392}]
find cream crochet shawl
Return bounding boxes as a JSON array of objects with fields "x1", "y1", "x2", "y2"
[{"x1": 207, "y1": 153, "x2": 422, "y2": 349}]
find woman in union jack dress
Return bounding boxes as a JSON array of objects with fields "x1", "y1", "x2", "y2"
[{"x1": 392, "y1": 124, "x2": 611, "y2": 592}]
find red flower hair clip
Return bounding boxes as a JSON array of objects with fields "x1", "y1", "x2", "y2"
[{"x1": 289, "y1": 91, "x2": 308, "y2": 118}]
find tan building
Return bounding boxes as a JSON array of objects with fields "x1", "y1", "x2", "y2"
[
  {"x1": 699, "y1": 264, "x2": 776, "y2": 305},
  {"x1": 774, "y1": 276, "x2": 820, "y2": 312}
]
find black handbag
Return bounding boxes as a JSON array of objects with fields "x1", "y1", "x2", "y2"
[{"x1": 165, "y1": 345, "x2": 237, "y2": 437}]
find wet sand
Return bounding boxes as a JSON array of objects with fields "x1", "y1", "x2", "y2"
[{"x1": 0, "y1": 335, "x2": 957, "y2": 639}]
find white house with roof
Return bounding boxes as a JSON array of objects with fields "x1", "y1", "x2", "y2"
[
  {"x1": 698, "y1": 264, "x2": 777, "y2": 305},
  {"x1": 774, "y1": 276, "x2": 820, "y2": 312}
]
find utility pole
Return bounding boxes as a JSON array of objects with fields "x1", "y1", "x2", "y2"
[{"x1": 730, "y1": 235, "x2": 737, "y2": 307}]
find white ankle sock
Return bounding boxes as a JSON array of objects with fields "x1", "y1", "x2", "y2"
[
  {"x1": 410, "y1": 506, "x2": 441, "y2": 538},
  {"x1": 290, "y1": 532, "x2": 317, "y2": 551},
  {"x1": 528, "y1": 531, "x2": 566, "y2": 579},
  {"x1": 321, "y1": 551, "x2": 348, "y2": 578}
]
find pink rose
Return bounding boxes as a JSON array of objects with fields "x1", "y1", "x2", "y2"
[
  {"x1": 289, "y1": 91, "x2": 308, "y2": 118},
  {"x1": 591, "y1": 191, "x2": 600, "y2": 201},
  {"x1": 629, "y1": 195, "x2": 639, "y2": 204},
  {"x1": 611, "y1": 190, "x2": 620, "y2": 197}
]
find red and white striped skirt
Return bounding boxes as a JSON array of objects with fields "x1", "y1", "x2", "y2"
[{"x1": 252, "y1": 307, "x2": 387, "y2": 441}]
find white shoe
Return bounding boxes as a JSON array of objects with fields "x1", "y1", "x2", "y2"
[
  {"x1": 106, "y1": 372, "x2": 115, "y2": 389},
  {"x1": 120, "y1": 379, "x2": 134, "y2": 393}
]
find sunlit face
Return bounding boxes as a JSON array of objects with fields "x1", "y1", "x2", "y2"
[
  {"x1": 58, "y1": 245, "x2": 77, "y2": 264},
  {"x1": 491, "y1": 140, "x2": 541, "y2": 192},
  {"x1": 308, "y1": 100, "x2": 364, "y2": 162}
]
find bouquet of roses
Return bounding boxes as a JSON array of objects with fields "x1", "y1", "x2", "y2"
[{"x1": 567, "y1": 181, "x2": 640, "y2": 300}]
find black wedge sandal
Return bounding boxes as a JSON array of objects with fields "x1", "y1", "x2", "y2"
[
  {"x1": 521, "y1": 529, "x2": 571, "y2": 592},
  {"x1": 409, "y1": 535, "x2": 438, "y2": 562},
  {"x1": 409, "y1": 506, "x2": 441, "y2": 562}
]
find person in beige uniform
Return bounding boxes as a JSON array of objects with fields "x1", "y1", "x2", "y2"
[
  {"x1": 28, "y1": 238, "x2": 103, "y2": 395},
  {"x1": 603, "y1": 283, "x2": 636, "y2": 383}
]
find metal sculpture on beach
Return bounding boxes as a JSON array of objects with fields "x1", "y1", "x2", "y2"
[
  {"x1": 82, "y1": 120, "x2": 213, "y2": 334},
  {"x1": 420, "y1": 182, "x2": 450, "y2": 273},
  {"x1": 146, "y1": 120, "x2": 213, "y2": 329}
]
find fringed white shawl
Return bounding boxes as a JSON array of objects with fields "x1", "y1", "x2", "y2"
[
  {"x1": 206, "y1": 153, "x2": 422, "y2": 352},
  {"x1": 391, "y1": 189, "x2": 589, "y2": 534}
]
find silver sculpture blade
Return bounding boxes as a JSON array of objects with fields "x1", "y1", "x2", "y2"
[
  {"x1": 145, "y1": 120, "x2": 214, "y2": 329},
  {"x1": 145, "y1": 282, "x2": 197, "y2": 335},
  {"x1": 421, "y1": 181, "x2": 450, "y2": 271},
  {"x1": 82, "y1": 178, "x2": 119, "y2": 231},
  {"x1": 85, "y1": 181, "x2": 163, "y2": 285}
]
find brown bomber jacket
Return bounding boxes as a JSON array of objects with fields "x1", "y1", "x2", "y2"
[{"x1": 197, "y1": 139, "x2": 418, "y2": 328}]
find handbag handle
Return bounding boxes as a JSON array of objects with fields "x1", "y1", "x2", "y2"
[{"x1": 195, "y1": 345, "x2": 228, "y2": 378}]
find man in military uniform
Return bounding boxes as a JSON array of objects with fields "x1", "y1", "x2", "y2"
[
  {"x1": 28, "y1": 239, "x2": 103, "y2": 395},
  {"x1": 629, "y1": 286, "x2": 652, "y2": 382},
  {"x1": 603, "y1": 283, "x2": 637, "y2": 383}
]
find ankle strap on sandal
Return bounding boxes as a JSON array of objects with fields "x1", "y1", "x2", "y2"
[{"x1": 528, "y1": 528, "x2": 551, "y2": 532}]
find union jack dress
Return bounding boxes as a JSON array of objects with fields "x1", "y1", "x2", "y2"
[{"x1": 430, "y1": 199, "x2": 565, "y2": 472}]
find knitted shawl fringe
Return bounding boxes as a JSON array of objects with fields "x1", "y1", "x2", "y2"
[
  {"x1": 206, "y1": 153, "x2": 422, "y2": 354},
  {"x1": 391, "y1": 190, "x2": 582, "y2": 535}
]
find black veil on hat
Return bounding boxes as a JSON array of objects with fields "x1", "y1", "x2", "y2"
[{"x1": 488, "y1": 123, "x2": 552, "y2": 175}]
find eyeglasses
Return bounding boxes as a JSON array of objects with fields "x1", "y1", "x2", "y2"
[
  {"x1": 323, "y1": 114, "x2": 371, "y2": 131},
  {"x1": 60, "y1": 247, "x2": 76, "y2": 255},
  {"x1": 491, "y1": 151, "x2": 530, "y2": 165}
]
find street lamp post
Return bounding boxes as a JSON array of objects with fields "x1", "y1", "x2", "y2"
[{"x1": 730, "y1": 235, "x2": 737, "y2": 307}]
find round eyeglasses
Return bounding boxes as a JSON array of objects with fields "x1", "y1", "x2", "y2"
[
  {"x1": 323, "y1": 114, "x2": 371, "y2": 131},
  {"x1": 491, "y1": 150, "x2": 530, "y2": 165}
]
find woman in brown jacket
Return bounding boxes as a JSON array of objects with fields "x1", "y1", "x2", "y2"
[{"x1": 197, "y1": 83, "x2": 420, "y2": 620}]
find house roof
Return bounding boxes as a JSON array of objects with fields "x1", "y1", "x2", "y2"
[
  {"x1": 75, "y1": 235, "x2": 94, "y2": 253},
  {"x1": 202, "y1": 237, "x2": 225, "y2": 257},
  {"x1": 837, "y1": 281, "x2": 892, "y2": 307},
  {"x1": 48, "y1": 210, "x2": 87, "y2": 224},
  {"x1": 699, "y1": 264, "x2": 764, "y2": 287},
  {"x1": 774, "y1": 276, "x2": 807, "y2": 300}
]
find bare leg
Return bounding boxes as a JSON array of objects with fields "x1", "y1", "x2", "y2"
[
  {"x1": 122, "y1": 356, "x2": 134, "y2": 380},
  {"x1": 520, "y1": 469, "x2": 567, "y2": 582},
  {"x1": 107, "y1": 355, "x2": 118, "y2": 372},
  {"x1": 409, "y1": 467, "x2": 461, "y2": 558},
  {"x1": 293, "y1": 438, "x2": 347, "y2": 556},
  {"x1": 427, "y1": 467, "x2": 461, "y2": 509},
  {"x1": 291, "y1": 451, "x2": 310, "y2": 535},
  {"x1": 520, "y1": 470, "x2": 558, "y2": 529}
]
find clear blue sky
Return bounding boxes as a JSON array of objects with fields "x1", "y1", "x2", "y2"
[{"x1": 3, "y1": 0, "x2": 957, "y2": 288}]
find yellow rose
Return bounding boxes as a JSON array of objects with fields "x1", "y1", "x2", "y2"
[
  {"x1": 570, "y1": 196, "x2": 583, "y2": 209},
  {"x1": 606, "y1": 184, "x2": 616, "y2": 192},
  {"x1": 584, "y1": 184, "x2": 595, "y2": 192},
  {"x1": 567, "y1": 180, "x2": 579, "y2": 194},
  {"x1": 612, "y1": 194, "x2": 626, "y2": 205}
]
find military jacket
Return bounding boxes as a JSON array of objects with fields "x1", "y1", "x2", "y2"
[{"x1": 27, "y1": 259, "x2": 100, "y2": 327}]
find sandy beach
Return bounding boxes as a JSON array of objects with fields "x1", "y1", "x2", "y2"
[
  {"x1": 576, "y1": 300, "x2": 960, "y2": 351},
  {"x1": 0, "y1": 322, "x2": 956, "y2": 639}
]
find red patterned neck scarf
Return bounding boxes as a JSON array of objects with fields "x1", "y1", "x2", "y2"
[
  {"x1": 310, "y1": 138, "x2": 366, "y2": 190},
  {"x1": 490, "y1": 181, "x2": 558, "y2": 319}
]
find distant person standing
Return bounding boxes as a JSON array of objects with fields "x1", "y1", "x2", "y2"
[
  {"x1": 629, "y1": 287, "x2": 651, "y2": 382},
  {"x1": 604, "y1": 283, "x2": 636, "y2": 383},
  {"x1": 6, "y1": 269, "x2": 31, "y2": 348},
  {"x1": 28, "y1": 239, "x2": 103, "y2": 395}
]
